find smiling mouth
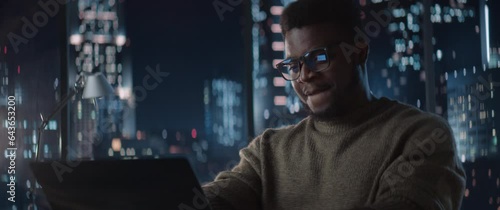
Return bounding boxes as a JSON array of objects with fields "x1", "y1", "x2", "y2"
[{"x1": 305, "y1": 86, "x2": 331, "y2": 96}]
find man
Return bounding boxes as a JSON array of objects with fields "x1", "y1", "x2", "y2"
[{"x1": 202, "y1": 0, "x2": 466, "y2": 209}]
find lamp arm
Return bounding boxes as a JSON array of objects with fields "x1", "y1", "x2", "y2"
[{"x1": 35, "y1": 75, "x2": 84, "y2": 162}]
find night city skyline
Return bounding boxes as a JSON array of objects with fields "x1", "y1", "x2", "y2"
[{"x1": 0, "y1": 0, "x2": 499, "y2": 209}]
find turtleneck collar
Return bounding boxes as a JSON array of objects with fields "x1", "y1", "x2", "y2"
[{"x1": 310, "y1": 96, "x2": 395, "y2": 134}]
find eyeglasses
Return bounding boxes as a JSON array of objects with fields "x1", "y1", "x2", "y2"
[{"x1": 275, "y1": 44, "x2": 337, "y2": 81}]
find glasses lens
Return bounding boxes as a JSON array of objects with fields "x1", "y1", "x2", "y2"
[
  {"x1": 277, "y1": 59, "x2": 300, "y2": 80},
  {"x1": 305, "y1": 49, "x2": 329, "y2": 71}
]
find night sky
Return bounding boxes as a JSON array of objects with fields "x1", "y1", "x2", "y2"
[{"x1": 124, "y1": 1, "x2": 246, "y2": 132}]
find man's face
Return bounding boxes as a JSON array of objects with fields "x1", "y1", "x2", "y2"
[{"x1": 284, "y1": 23, "x2": 364, "y2": 118}]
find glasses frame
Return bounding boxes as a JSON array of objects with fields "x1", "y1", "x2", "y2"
[{"x1": 275, "y1": 43, "x2": 339, "y2": 81}]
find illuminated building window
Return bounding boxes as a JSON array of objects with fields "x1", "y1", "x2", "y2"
[
  {"x1": 271, "y1": 24, "x2": 281, "y2": 33},
  {"x1": 270, "y1": 6, "x2": 283, "y2": 16},
  {"x1": 274, "y1": 96, "x2": 287, "y2": 106},
  {"x1": 273, "y1": 77, "x2": 286, "y2": 87},
  {"x1": 272, "y1": 41, "x2": 285, "y2": 51}
]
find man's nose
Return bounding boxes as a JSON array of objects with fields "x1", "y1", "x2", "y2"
[{"x1": 298, "y1": 63, "x2": 316, "y2": 83}]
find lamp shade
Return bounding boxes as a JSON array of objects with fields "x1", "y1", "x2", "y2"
[{"x1": 82, "y1": 72, "x2": 115, "y2": 99}]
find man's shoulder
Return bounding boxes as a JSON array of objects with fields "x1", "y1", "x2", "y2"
[
  {"x1": 388, "y1": 98, "x2": 449, "y2": 126},
  {"x1": 382, "y1": 98, "x2": 453, "y2": 140}
]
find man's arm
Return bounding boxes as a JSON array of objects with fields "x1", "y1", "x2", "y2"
[
  {"x1": 202, "y1": 136, "x2": 263, "y2": 210},
  {"x1": 357, "y1": 115, "x2": 466, "y2": 210}
]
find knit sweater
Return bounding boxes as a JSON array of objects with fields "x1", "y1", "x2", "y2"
[{"x1": 202, "y1": 97, "x2": 466, "y2": 210}]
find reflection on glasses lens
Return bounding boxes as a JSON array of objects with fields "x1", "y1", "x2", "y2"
[
  {"x1": 305, "y1": 49, "x2": 329, "y2": 71},
  {"x1": 276, "y1": 48, "x2": 330, "y2": 81}
]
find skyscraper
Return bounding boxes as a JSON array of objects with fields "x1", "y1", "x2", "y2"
[
  {"x1": 204, "y1": 78, "x2": 247, "y2": 156},
  {"x1": 250, "y1": 0, "x2": 306, "y2": 135},
  {"x1": 66, "y1": 0, "x2": 135, "y2": 160}
]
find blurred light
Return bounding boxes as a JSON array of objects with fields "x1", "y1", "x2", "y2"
[
  {"x1": 117, "y1": 87, "x2": 131, "y2": 100},
  {"x1": 273, "y1": 77, "x2": 286, "y2": 87},
  {"x1": 272, "y1": 41, "x2": 285, "y2": 51},
  {"x1": 271, "y1": 24, "x2": 281, "y2": 33},
  {"x1": 407, "y1": 14, "x2": 413, "y2": 30},
  {"x1": 115, "y1": 35, "x2": 126, "y2": 46},
  {"x1": 436, "y1": 49, "x2": 442, "y2": 61},
  {"x1": 270, "y1": 6, "x2": 283, "y2": 16},
  {"x1": 388, "y1": 23, "x2": 398, "y2": 32},
  {"x1": 191, "y1": 128, "x2": 197, "y2": 139},
  {"x1": 274, "y1": 96, "x2": 287, "y2": 106},
  {"x1": 420, "y1": 71, "x2": 426, "y2": 81},
  {"x1": 98, "y1": 11, "x2": 117, "y2": 20},
  {"x1": 108, "y1": 148, "x2": 114, "y2": 156},
  {"x1": 112, "y1": 138, "x2": 121, "y2": 152},
  {"x1": 162, "y1": 129, "x2": 168, "y2": 139},
  {"x1": 264, "y1": 109, "x2": 269, "y2": 120},
  {"x1": 70, "y1": 34, "x2": 83, "y2": 45},
  {"x1": 444, "y1": 14, "x2": 452, "y2": 23},
  {"x1": 135, "y1": 130, "x2": 141, "y2": 140},
  {"x1": 92, "y1": 34, "x2": 111, "y2": 44},
  {"x1": 260, "y1": 77, "x2": 267, "y2": 87},
  {"x1": 17, "y1": 65, "x2": 20, "y2": 74}
]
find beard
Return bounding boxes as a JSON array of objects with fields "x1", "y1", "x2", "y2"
[{"x1": 302, "y1": 65, "x2": 362, "y2": 122}]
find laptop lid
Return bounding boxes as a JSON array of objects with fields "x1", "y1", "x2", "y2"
[{"x1": 30, "y1": 157, "x2": 211, "y2": 210}]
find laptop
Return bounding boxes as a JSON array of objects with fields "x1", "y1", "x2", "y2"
[{"x1": 30, "y1": 157, "x2": 212, "y2": 210}]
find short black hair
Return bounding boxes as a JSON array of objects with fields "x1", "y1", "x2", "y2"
[{"x1": 280, "y1": 0, "x2": 363, "y2": 39}]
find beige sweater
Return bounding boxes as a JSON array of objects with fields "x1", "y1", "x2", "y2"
[{"x1": 203, "y1": 97, "x2": 466, "y2": 210}]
